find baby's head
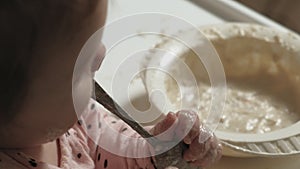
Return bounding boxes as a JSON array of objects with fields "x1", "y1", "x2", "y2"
[{"x1": 0, "y1": 0, "x2": 107, "y2": 148}]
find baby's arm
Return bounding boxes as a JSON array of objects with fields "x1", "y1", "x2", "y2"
[
  {"x1": 80, "y1": 100, "x2": 222, "y2": 169},
  {"x1": 80, "y1": 100, "x2": 156, "y2": 169}
]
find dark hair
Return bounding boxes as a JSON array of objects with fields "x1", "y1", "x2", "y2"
[{"x1": 0, "y1": 0, "x2": 99, "y2": 122}]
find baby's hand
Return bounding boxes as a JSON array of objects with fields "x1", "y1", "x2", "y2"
[{"x1": 151, "y1": 111, "x2": 222, "y2": 168}]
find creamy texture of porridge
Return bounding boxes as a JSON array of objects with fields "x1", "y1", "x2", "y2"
[
  {"x1": 166, "y1": 80, "x2": 300, "y2": 134},
  {"x1": 164, "y1": 36, "x2": 300, "y2": 134},
  {"x1": 186, "y1": 82, "x2": 299, "y2": 133}
]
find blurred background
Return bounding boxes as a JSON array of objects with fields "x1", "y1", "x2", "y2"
[{"x1": 236, "y1": 0, "x2": 300, "y2": 33}]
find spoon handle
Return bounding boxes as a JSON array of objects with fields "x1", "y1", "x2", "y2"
[
  {"x1": 94, "y1": 81, "x2": 153, "y2": 139},
  {"x1": 93, "y1": 81, "x2": 198, "y2": 169}
]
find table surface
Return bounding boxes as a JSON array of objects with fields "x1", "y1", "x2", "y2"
[{"x1": 95, "y1": 0, "x2": 300, "y2": 168}]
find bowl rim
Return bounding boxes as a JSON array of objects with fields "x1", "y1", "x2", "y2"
[
  {"x1": 202, "y1": 23, "x2": 300, "y2": 142},
  {"x1": 144, "y1": 23, "x2": 300, "y2": 143}
]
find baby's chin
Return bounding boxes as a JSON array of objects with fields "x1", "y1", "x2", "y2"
[
  {"x1": 30, "y1": 117, "x2": 78, "y2": 147},
  {"x1": 0, "y1": 115, "x2": 77, "y2": 149},
  {"x1": 42, "y1": 126, "x2": 73, "y2": 143}
]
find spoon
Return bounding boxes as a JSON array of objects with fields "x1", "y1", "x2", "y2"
[{"x1": 94, "y1": 81, "x2": 199, "y2": 169}]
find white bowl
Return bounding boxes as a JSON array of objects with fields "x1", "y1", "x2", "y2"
[{"x1": 144, "y1": 23, "x2": 300, "y2": 157}]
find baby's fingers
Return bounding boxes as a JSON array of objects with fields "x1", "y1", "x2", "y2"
[
  {"x1": 183, "y1": 136, "x2": 209, "y2": 162},
  {"x1": 190, "y1": 151, "x2": 214, "y2": 168},
  {"x1": 190, "y1": 141, "x2": 222, "y2": 168},
  {"x1": 151, "y1": 112, "x2": 178, "y2": 141},
  {"x1": 183, "y1": 135, "x2": 222, "y2": 167},
  {"x1": 175, "y1": 110, "x2": 200, "y2": 144}
]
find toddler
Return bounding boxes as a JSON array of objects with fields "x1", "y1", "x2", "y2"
[{"x1": 0, "y1": 1, "x2": 222, "y2": 169}]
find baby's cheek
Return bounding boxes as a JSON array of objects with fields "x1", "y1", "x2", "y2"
[
  {"x1": 73, "y1": 76, "x2": 93, "y2": 117},
  {"x1": 92, "y1": 43, "x2": 106, "y2": 72},
  {"x1": 73, "y1": 44, "x2": 103, "y2": 117}
]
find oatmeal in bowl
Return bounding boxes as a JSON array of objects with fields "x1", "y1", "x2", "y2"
[{"x1": 144, "y1": 23, "x2": 300, "y2": 157}]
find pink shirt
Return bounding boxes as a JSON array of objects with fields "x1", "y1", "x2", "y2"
[{"x1": 0, "y1": 100, "x2": 156, "y2": 169}]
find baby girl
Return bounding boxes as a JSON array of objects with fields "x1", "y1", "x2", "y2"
[{"x1": 0, "y1": 0, "x2": 222, "y2": 169}]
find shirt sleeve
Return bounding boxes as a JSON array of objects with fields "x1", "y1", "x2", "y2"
[{"x1": 78, "y1": 99, "x2": 156, "y2": 169}]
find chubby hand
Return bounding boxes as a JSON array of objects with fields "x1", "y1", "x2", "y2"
[{"x1": 150, "y1": 110, "x2": 222, "y2": 168}]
